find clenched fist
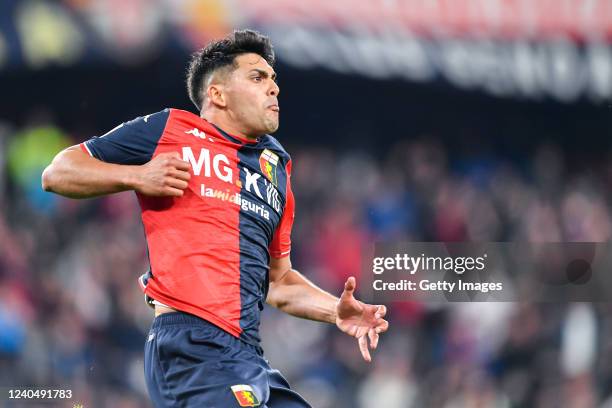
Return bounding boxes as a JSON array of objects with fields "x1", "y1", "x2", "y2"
[{"x1": 134, "y1": 152, "x2": 191, "y2": 197}]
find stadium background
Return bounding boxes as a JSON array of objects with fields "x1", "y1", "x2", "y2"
[{"x1": 1, "y1": 0, "x2": 612, "y2": 407}]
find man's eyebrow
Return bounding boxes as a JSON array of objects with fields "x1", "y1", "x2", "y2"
[{"x1": 249, "y1": 69, "x2": 277, "y2": 80}]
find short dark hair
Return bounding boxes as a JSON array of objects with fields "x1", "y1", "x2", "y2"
[{"x1": 186, "y1": 29, "x2": 275, "y2": 110}]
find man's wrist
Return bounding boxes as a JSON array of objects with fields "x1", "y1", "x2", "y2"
[
  {"x1": 123, "y1": 166, "x2": 142, "y2": 192},
  {"x1": 329, "y1": 300, "x2": 339, "y2": 324}
]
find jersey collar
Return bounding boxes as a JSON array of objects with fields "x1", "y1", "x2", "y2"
[{"x1": 209, "y1": 123, "x2": 260, "y2": 145}]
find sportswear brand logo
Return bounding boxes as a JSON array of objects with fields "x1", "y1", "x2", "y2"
[
  {"x1": 231, "y1": 385, "x2": 260, "y2": 407},
  {"x1": 185, "y1": 127, "x2": 207, "y2": 139}
]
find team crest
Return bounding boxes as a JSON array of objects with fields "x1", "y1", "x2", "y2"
[
  {"x1": 231, "y1": 384, "x2": 260, "y2": 407},
  {"x1": 259, "y1": 149, "x2": 279, "y2": 186}
]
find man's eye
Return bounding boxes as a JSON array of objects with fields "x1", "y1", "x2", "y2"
[{"x1": 253, "y1": 76, "x2": 262, "y2": 82}]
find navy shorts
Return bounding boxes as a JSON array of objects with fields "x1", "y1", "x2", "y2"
[{"x1": 144, "y1": 312, "x2": 312, "y2": 408}]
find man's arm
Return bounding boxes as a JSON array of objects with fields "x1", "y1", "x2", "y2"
[
  {"x1": 42, "y1": 146, "x2": 191, "y2": 199},
  {"x1": 266, "y1": 256, "x2": 338, "y2": 323},
  {"x1": 267, "y1": 256, "x2": 389, "y2": 362}
]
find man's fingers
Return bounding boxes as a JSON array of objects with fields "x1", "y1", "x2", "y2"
[
  {"x1": 169, "y1": 169, "x2": 191, "y2": 182},
  {"x1": 163, "y1": 187, "x2": 184, "y2": 197},
  {"x1": 374, "y1": 305, "x2": 387, "y2": 319},
  {"x1": 341, "y1": 276, "x2": 356, "y2": 299},
  {"x1": 158, "y1": 151, "x2": 180, "y2": 159},
  {"x1": 171, "y1": 158, "x2": 191, "y2": 172},
  {"x1": 166, "y1": 178, "x2": 189, "y2": 190},
  {"x1": 358, "y1": 335, "x2": 371, "y2": 363},
  {"x1": 375, "y1": 319, "x2": 389, "y2": 334},
  {"x1": 155, "y1": 151, "x2": 183, "y2": 164},
  {"x1": 368, "y1": 328, "x2": 379, "y2": 349}
]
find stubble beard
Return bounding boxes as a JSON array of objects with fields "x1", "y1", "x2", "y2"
[{"x1": 263, "y1": 115, "x2": 279, "y2": 134}]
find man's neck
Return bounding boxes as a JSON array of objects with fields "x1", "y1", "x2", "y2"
[{"x1": 200, "y1": 111, "x2": 257, "y2": 141}]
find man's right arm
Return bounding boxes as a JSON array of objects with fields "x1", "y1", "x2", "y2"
[{"x1": 42, "y1": 146, "x2": 191, "y2": 199}]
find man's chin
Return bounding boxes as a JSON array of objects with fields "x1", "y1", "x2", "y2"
[
  {"x1": 251, "y1": 118, "x2": 279, "y2": 136},
  {"x1": 265, "y1": 121, "x2": 279, "y2": 134}
]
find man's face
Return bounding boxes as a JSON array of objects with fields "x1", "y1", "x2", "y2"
[{"x1": 221, "y1": 53, "x2": 280, "y2": 137}]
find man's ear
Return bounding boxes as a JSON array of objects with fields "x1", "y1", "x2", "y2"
[{"x1": 207, "y1": 84, "x2": 227, "y2": 108}]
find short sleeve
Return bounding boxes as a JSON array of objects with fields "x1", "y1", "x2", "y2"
[
  {"x1": 269, "y1": 160, "x2": 295, "y2": 258},
  {"x1": 80, "y1": 109, "x2": 170, "y2": 165}
]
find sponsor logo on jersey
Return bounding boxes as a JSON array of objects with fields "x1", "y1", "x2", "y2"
[
  {"x1": 259, "y1": 149, "x2": 279, "y2": 186},
  {"x1": 182, "y1": 147, "x2": 282, "y2": 219},
  {"x1": 230, "y1": 385, "x2": 260, "y2": 407},
  {"x1": 200, "y1": 185, "x2": 271, "y2": 220},
  {"x1": 182, "y1": 147, "x2": 233, "y2": 183}
]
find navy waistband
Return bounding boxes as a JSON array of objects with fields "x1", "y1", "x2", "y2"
[{"x1": 151, "y1": 312, "x2": 263, "y2": 355}]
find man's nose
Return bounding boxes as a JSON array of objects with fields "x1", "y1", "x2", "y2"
[{"x1": 268, "y1": 80, "x2": 280, "y2": 97}]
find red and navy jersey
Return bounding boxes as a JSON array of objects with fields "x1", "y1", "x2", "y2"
[{"x1": 80, "y1": 108, "x2": 295, "y2": 345}]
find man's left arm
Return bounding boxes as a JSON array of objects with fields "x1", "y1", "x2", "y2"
[{"x1": 266, "y1": 256, "x2": 389, "y2": 362}]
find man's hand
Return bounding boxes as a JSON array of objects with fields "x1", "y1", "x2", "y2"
[
  {"x1": 134, "y1": 152, "x2": 191, "y2": 197},
  {"x1": 336, "y1": 277, "x2": 389, "y2": 362}
]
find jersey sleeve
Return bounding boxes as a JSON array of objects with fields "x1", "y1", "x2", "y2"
[
  {"x1": 269, "y1": 160, "x2": 295, "y2": 258},
  {"x1": 79, "y1": 109, "x2": 170, "y2": 165}
]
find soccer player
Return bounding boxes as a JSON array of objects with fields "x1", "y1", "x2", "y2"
[{"x1": 42, "y1": 29, "x2": 389, "y2": 407}]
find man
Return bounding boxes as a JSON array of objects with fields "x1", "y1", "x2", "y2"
[{"x1": 42, "y1": 29, "x2": 388, "y2": 407}]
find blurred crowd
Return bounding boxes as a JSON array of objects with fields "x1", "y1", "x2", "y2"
[{"x1": 1, "y1": 116, "x2": 612, "y2": 407}]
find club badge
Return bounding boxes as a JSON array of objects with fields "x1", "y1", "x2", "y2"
[
  {"x1": 231, "y1": 384, "x2": 261, "y2": 407},
  {"x1": 259, "y1": 149, "x2": 279, "y2": 186}
]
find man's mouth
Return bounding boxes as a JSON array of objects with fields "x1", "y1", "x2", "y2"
[{"x1": 268, "y1": 105, "x2": 280, "y2": 112}]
